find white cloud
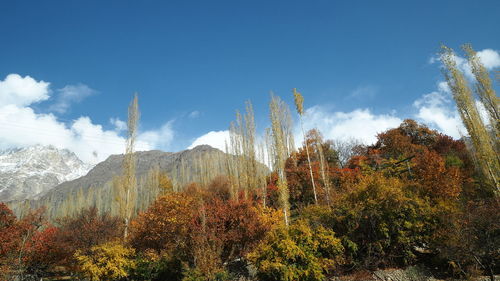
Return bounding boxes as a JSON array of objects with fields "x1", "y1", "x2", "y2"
[
  {"x1": 0, "y1": 74, "x2": 175, "y2": 164},
  {"x1": 188, "y1": 130, "x2": 230, "y2": 152},
  {"x1": 188, "y1": 110, "x2": 200, "y2": 118},
  {"x1": 413, "y1": 87, "x2": 463, "y2": 139},
  {"x1": 300, "y1": 106, "x2": 402, "y2": 145},
  {"x1": 138, "y1": 121, "x2": 175, "y2": 151},
  {"x1": 0, "y1": 103, "x2": 159, "y2": 164},
  {"x1": 0, "y1": 74, "x2": 50, "y2": 107},
  {"x1": 476, "y1": 49, "x2": 500, "y2": 69},
  {"x1": 49, "y1": 84, "x2": 95, "y2": 114},
  {"x1": 437, "y1": 81, "x2": 450, "y2": 94},
  {"x1": 110, "y1": 117, "x2": 127, "y2": 132}
]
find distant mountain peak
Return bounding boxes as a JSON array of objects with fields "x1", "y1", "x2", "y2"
[{"x1": 0, "y1": 145, "x2": 93, "y2": 202}]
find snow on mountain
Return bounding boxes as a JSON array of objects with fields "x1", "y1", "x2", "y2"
[{"x1": 0, "y1": 145, "x2": 93, "y2": 202}]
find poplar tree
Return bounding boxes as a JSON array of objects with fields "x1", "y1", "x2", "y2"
[
  {"x1": 227, "y1": 101, "x2": 260, "y2": 200},
  {"x1": 269, "y1": 94, "x2": 294, "y2": 226},
  {"x1": 463, "y1": 44, "x2": 500, "y2": 147},
  {"x1": 229, "y1": 114, "x2": 243, "y2": 199},
  {"x1": 118, "y1": 93, "x2": 139, "y2": 239},
  {"x1": 314, "y1": 132, "x2": 331, "y2": 206},
  {"x1": 243, "y1": 101, "x2": 258, "y2": 196},
  {"x1": 293, "y1": 88, "x2": 318, "y2": 204},
  {"x1": 261, "y1": 127, "x2": 276, "y2": 208},
  {"x1": 257, "y1": 140, "x2": 268, "y2": 207},
  {"x1": 441, "y1": 45, "x2": 499, "y2": 195}
]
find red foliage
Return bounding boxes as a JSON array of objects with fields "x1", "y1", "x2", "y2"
[
  {"x1": 24, "y1": 226, "x2": 63, "y2": 273},
  {"x1": 196, "y1": 195, "x2": 277, "y2": 263},
  {"x1": 265, "y1": 172, "x2": 280, "y2": 209},
  {"x1": 0, "y1": 204, "x2": 48, "y2": 275},
  {"x1": 51, "y1": 207, "x2": 122, "y2": 266},
  {"x1": 0, "y1": 203, "x2": 19, "y2": 259}
]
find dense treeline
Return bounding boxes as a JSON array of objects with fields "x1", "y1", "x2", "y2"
[
  {"x1": 1, "y1": 120, "x2": 498, "y2": 280},
  {"x1": 0, "y1": 44, "x2": 498, "y2": 281}
]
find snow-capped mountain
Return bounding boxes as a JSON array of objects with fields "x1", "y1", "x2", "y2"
[{"x1": 0, "y1": 145, "x2": 93, "y2": 202}]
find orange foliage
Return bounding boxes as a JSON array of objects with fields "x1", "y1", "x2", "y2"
[
  {"x1": 130, "y1": 192, "x2": 196, "y2": 255},
  {"x1": 285, "y1": 129, "x2": 340, "y2": 208},
  {"x1": 130, "y1": 177, "x2": 281, "y2": 277},
  {"x1": 413, "y1": 150, "x2": 462, "y2": 199},
  {"x1": 373, "y1": 119, "x2": 439, "y2": 160}
]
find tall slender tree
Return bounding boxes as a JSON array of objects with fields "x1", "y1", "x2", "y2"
[
  {"x1": 463, "y1": 44, "x2": 500, "y2": 147},
  {"x1": 293, "y1": 88, "x2": 318, "y2": 204},
  {"x1": 313, "y1": 132, "x2": 331, "y2": 206},
  {"x1": 269, "y1": 94, "x2": 294, "y2": 226},
  {"x1": 117, "y1": 93, "x2": 139, "y2": 239},
  {"x1": 441, "y1": 45, "x2": 499, "y2": 195},
  {"x1": 244, "y1": 101, "x2": 258, "y2": 196},
  {"x1": 227, "y1": 101, "x2": 261, "y2": 201}
]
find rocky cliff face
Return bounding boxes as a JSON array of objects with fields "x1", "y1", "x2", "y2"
[{"x1": 0, "y1": 145, "x2": 92, "y2": 202}]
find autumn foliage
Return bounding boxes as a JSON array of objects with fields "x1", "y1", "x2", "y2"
[
  {"x1": 129, "y1": 178, "x2": 282, "y2": 279},
  {"x1": 0, "y1": 118, "x2": 498, "y2": 280}
]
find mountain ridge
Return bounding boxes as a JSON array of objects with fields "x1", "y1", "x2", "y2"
[
  {"x1": 0, "y1": 145, "x2": 93, "y2": 202},
  {"x1": 7, "y1": 144, "x2": 256, "y2": 219}
]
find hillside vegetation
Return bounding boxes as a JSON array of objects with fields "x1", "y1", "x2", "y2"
[{"x1": 0, "y1": 45, "x2": 498, "y2": 281}]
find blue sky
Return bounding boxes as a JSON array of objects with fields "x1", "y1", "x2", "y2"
[{"x1": 0, "y1": 0, "x2": 499, "y2": 163}]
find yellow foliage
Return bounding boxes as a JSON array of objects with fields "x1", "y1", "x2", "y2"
[
  {"x1": 248, "y1": 219, "x2": 344, "y2": 281},
  {"x1": 158, "y1": 172, "x2": 173, "y2": 194},
  {"x1": 74, "y1": 241, "x2": 136, "y2": 281}
]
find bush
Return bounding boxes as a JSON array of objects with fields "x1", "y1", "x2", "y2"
[
  {"x1": 340, "y1": 173, "x2": 438, "y2": 269},
  {"x1": 303, "y1": 173, "x2": 438, "y2": 270},
  {"x1": 248, "y1": 220, "x2": 344, "y2": 281},
  {"x1": 130, "y1": 192, "x2": 197, "y2": 255},
  {"x1": 53, "y1": 206, "x2": 122, "y2": 267},
  {"x1": 129, "y1": 250, "x2": 184, "y2": 281},
  {"x1": 74, "y1": 241, "x2": 135, "y2": 281},
  {"x1": 130, "y1": 189, "x2": 281, "y2": 279}
]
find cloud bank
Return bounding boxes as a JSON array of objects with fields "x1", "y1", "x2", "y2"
[
  {"x1": 188, "y1": 130, "x2": 230, "y2": 152},
  {"x1": 300, "y1": 106, "x2": 402, "y2": 145},
  {"x1": 0, "y1": 74, "x2": 50, "y2": 107},
  {"x1": 413, "y1": 82, "x2": 463, "y2": 138},
  {"x1": 188, "y1": 107, "x2": 404, "y2": 152},
  {"x1": 0, "y1": 74, "x2": 174, "y2": 164}
]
